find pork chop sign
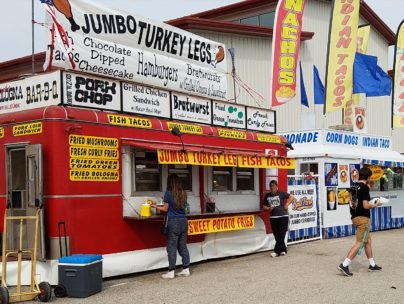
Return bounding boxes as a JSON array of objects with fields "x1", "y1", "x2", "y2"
[{"x1": 44, "y1": 0, "x2": 228, "y2": 101}]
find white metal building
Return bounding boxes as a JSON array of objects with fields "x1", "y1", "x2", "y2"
[{"x1": 168, "y1": 0, "x2": 404, "y2": 153}]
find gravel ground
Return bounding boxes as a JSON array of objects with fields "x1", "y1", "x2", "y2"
[{"x1": 51, "y1": 229, "x2": 404, "y2": 304}]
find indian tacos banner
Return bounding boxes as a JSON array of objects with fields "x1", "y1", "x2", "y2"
[
  {"x1": 392, "y1": 20, "x2": 404, "y2": 128},
  {"x1": 324, "y1": 0, "x2": 360, "y2": 113},
  {"x1": 270, "y1": 0, "x2": 307, "y2": 107},
  {"x1": 44, "y1": 0, "x2": 228, "y2": 100}
]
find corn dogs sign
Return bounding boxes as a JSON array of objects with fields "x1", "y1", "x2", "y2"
[{"x1": 270, "y1": 0, "x2": 307, "y2": 107}]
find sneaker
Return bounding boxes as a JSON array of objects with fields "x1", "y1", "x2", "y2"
[
  {"x1": 270, "y1": 252, "x2": 279, "y2": 258},
  {"x1": 280, "y1": 252, "x2": 287, "y2": 256},
  {"x1": 176, "y1": 268, "x2": 190, "y2": 277},
  {"x1": 368, "y1": 265, "x2": 382, "y2": 272},
  {"x1": 338, "y1": 263, "x2": 353, "y2": 276},
  {"x1": 162, "y1": 270, "x2": 175, "y2": 279}
]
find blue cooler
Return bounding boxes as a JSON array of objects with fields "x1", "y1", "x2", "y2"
[{"x1": 58, "y1": 254, "x2": 103, "y2": 298}]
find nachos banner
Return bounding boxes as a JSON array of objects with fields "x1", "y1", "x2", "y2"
[
  {"x1": 392, "y1": 20, "x2": 404, "y2": 128},
  {"x1": 324, "y1": 0, "x2": 360, "y2": 113},
  {"x1": 270, "y1": 0, "x2": 307, "y2": 107},
  {"x1": 45, "y1": 0, "x2": 228, "y2": 100}
]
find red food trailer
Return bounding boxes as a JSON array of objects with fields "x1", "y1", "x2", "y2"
[{"x1": 0, "y1": 70, "x2": 294, "y2": 284}]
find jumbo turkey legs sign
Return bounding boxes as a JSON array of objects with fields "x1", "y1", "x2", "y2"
[{"x1": 44, "y1": 0, "x2": 228, "y2": 101}]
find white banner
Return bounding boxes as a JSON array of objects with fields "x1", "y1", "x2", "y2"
[
  {"x1": 0, "y1": 71, "x2": 60, "y2": 114},
  {"x1": 46, "y1": 0, "x2": 228, "y2": 100},
  {"x1": 288, "y1": 184, "x2": 318, "y2": 230},
  {"x1": 246, "y1": 107, "x2": 276, "y2": 133},
  {"x1": 212, "y1": 101, "x2": 245, "y2": 129},
  {"x1": 171, "y1": 92, "x2": 211, "y2": 124},
  {"x1": 63, "y1": 72, "x2": 121, "y2": 111},
  {"x1": 122, "y1": 82, "x2": 170, "y2": 118}
]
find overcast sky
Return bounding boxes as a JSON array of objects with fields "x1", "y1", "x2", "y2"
[{"x1": 0, "y1": 0, "x2": 402, "y2": 64}]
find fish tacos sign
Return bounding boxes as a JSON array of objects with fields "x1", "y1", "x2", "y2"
[{"x1": 45, "y1": 0, "x2": 228, "y2": 100}]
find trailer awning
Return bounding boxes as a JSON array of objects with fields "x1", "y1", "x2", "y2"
[
  {"x1": 121, "y1": 139, "x2": 295, "y2": 169},
  {"x1": 120, "y1": 140, "x2": 268, "y2": 156},
  {"x1": 362, "y1": 150, "x2": 404, "y2": 168},
  {"x1": 287, "y1": 144, "x2": 404, "y2": 168}
]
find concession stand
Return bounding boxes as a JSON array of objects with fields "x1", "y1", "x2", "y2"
[
  {"x1": 0, "y1": 70, "x2": 294, "y2": 284},
  {"x1": 281, "y1": 129, "x2": 404, "y2": 239}
]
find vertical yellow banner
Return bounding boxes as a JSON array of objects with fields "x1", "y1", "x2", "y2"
[
  {"x1": 356, "y1": 25, "x2": 370, "y2": 54},
  {"x1": 344, "y1": 25, "x2": 371, "y2": 126},
  {"x1": 324, "y1": 0, "x2": 360, "y2": 113},
  {"x1": 353, "y1": 25, "x2": 370, "y2": 107},
  {"x1": 393, "y1": 21, "x2": 404, "y2": 128}
]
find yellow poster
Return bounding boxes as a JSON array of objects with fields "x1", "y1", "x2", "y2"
[
  {"x1": 68, "y1": 135, "x2": 120, "y2": 181},
  {"x1": 325, "y1": 0, "x2": 360, "y2": 113},
  {"x1": 256, "y1": 133, "x2": 281, "y2": 143},
  {"x1": 69, "y1": 135, "x2": 118, "y2": 148},
  {"x1": 167, "y1": 122, "x2": 203, "y2": 135},
  {"x1": 356, "y1": 25, "x2": 370, "y2": 55},
  {"x1": 69, "y1": 146, "x2": 119, "y2": 159},
  {"x1": 0, "y1": 127, "x2": 4, "y2": 138},
  {"x1": 107, "y1": 114, "x2": 152, "y2": 129},
  {"x1": 237, "y1": 155, "x2": 295, "y2": 169},
  {"x1": 217, "y1": 128, "x2": 247, "y2": 140},
  {"x1": 70, "y1": 170, "x2": 119, "y2": 181},
  {"x1": 13, "y1": 122, "x2": 42, "y2": 136},
  {"x1": 369, "y1": 165, "x2": 384, "y2": 181},
  {"x1": 158, "y1": 150, "x2": 237, "y2": 167},
  {"x1": 345, "y1": 25, "x2": 371, "y2": 125},
  {"x1": 393, "y1": 21, "x2": 404, "y2": 128},
  {"x1": 157, "y1": 149, "x2": 295, "y2": 169},
  {"x1": 188, "y1": 215, "x2": 255, "y2": 235},
  {"x1": 70, "y1": 158, "x2": 119, "y2": 170}
]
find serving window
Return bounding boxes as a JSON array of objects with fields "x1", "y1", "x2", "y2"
[
  {"x1": 367, "y1": 166, "x2": 403, "y2": 191},
  {"x1": 212, "y1": 166, "x2": 233, "y2": 191},
  {"x1": 236, "y1": 168, "x2": 254, "y2": 191},
  {"x1": 133, "y1": 151, "x2": 161, "y2": 192},
  {"x1": 212, "y1": 167, "x2": 256, "y2": 192},
  {"x1": 168, "y1": 164, "x2": 192, "y2": 191}
]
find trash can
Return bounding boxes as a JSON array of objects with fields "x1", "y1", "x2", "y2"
[{"x1": 57, "y1": 254, "x2": 103, "y2": 298}]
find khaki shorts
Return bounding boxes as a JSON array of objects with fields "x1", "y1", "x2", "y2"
[{"x1": 352, "y1": 216, "x2": 371, "y2": 243}]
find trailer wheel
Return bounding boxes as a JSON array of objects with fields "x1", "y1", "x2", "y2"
[
  {"x1": 38, "y1": 282, "x2": 52, "y2": 302},
  {"x1": 53, "y1": 284, "x2": 67, "y2": 298},
  {"x1": 0, "y1": 286, "x2": 9, "y2": 304}
]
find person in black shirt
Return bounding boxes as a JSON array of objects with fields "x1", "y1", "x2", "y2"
[
  {"x1": 338, "y1": 167, "x2": 382, "y2": 276},
  {"x1": 263, "y1": 180, "x2": 294, "y2": 257}
]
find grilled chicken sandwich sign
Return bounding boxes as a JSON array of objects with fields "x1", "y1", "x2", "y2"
[
  {"x1": 270, "y1": 0, "x2": 307, "y2": 107},
  {"x1": 44, "y1": 0, "x2": 228, "y2": 101}
]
